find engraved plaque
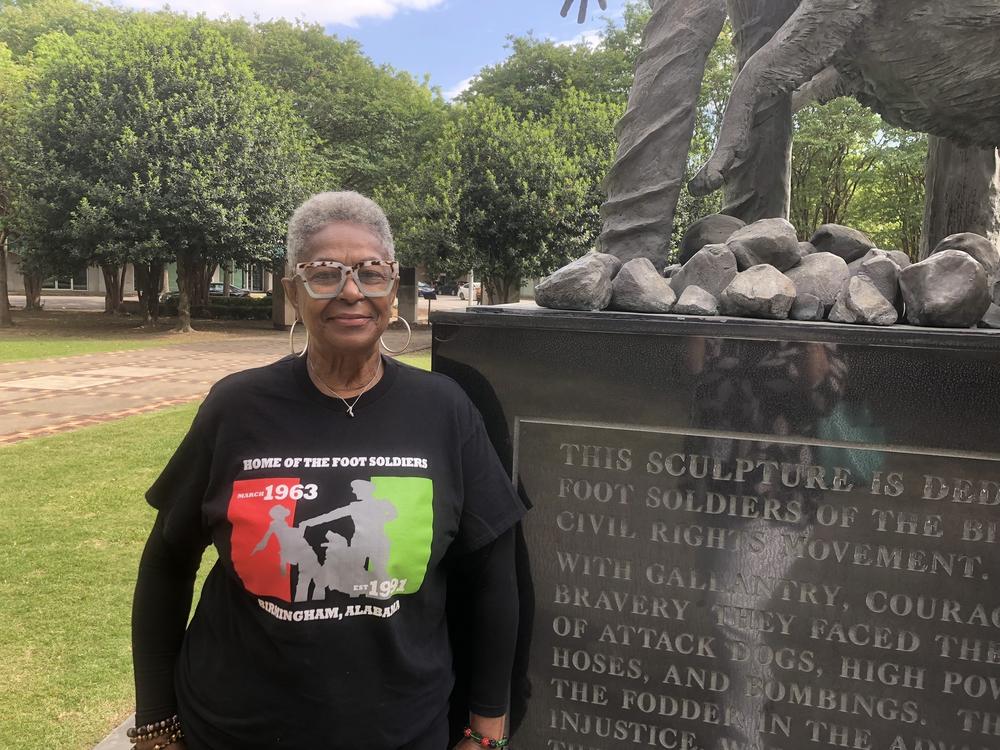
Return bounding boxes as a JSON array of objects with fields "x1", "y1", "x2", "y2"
[
  {"x1": 513, "y1": 419, "x2": 1000, "y2": 750},
  {"x1": 431, "y1": 306, "x2": 1000, "y2": 750}
]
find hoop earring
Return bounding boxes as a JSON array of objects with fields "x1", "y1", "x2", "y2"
[
  {"x1": 289, "y1": 319, "x2": 309, "y2": 357},
  {"x1": 380, "y1": 316, "x2": 411, "y2": 354}
]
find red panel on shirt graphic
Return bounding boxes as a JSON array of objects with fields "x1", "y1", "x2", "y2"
[
  {"x1": 229, "y1": 475, "x2": 434, "y2": 606},
  {"x1": 228, "y1": 477, "x2": 301, "y2": 602}
]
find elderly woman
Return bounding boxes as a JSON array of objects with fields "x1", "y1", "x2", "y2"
[{"x1": 131, "y1": 192, "x2": 524, "y2": 750}]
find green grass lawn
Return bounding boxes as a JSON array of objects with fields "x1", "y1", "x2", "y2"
[
  {"x1": 1, "y1": 337, "x2": 433, "y2": 365},
  {"x1": 0, "y1": 336, "x2": 179, "y2": 362},
  {"x1": 0, "y1": 353, "x2": 432, "y2": 749},
  {"x1": 0, "y1": 404, "x2": 202, "y2": 750},
  {"x1": 398, "y1": 351, "x2": 431, "y2": 371}
]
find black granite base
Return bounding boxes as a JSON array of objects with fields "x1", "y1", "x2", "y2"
[{"x1": 433, "y1": 305, "x2": 1000, "y2": 750}]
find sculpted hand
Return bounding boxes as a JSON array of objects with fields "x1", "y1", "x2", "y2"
[{"x1": 560, "y1": 0, "x2": 607, "y2": 24}]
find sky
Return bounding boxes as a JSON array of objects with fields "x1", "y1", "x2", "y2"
[{"x1": 119, "y1": 0, "x2": 628, "y2": 99}]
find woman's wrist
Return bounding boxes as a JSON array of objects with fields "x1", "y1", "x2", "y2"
[
  {"x1": 463, "y1": 713, "x2": 508, "y2": 747},
  {"x1": 127, "y1": 714, "x2": 184, "y2": 750}
]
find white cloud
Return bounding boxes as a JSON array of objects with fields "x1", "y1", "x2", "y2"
[
  {"x1": 554, "y1": 29, "x2": 603, "y2": 49},
  {"x1": 443, "y1": 74, "x2": 476, "y2": 101},
  {"x1": 119, "y1": 0, "x2": 445, "y2": 26}
]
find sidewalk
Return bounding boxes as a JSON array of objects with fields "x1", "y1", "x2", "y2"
[{"x1": 0, "y1": 327, "x2": 431, "y2": 446}]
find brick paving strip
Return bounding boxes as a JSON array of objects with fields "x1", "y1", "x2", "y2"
[{"x1": 0, "y1": 326, "x2": 430, "y2": 447}]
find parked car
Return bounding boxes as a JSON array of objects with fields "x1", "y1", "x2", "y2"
[
  {"x1": 458, "y1": 282, "x2": 482, "y2": 301},
  {"x1": 159, "y1": 283, "x2": 251, "y2": 303},
  {"x1": 417, "y1": 282, "x2": 437, "y2": 300},
  {"x1": 435, "y1": 280, "x2": 459, "y2": 295},
  {"x1": 208, "y1": 282, "x2": 250, "y2": 297}
]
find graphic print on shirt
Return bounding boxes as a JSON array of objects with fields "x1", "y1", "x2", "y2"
[{"x1": 228, "y1": 475, "x2": 433, "y2": 605}]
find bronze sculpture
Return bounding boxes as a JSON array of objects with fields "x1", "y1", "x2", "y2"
[{"x1": 561, "y1": 0, "x2": 1000, "y2": 267}]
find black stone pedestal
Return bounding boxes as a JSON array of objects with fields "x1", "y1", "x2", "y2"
[{"x1": 433, "y1": 305, "x2": 1000, "y2": 750}]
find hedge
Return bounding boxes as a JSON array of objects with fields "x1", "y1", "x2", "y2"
[{"x1": 157, "y1": 296, "x2": 274, "y2": 320}]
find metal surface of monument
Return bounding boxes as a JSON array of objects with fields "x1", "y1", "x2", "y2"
[{"x1": 433, "y1": 306, "x2": 1000, "y2": 750}]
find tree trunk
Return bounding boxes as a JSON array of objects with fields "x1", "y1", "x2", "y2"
[
  {"x1": 202, "y1": 262, "x2": 217, "y2": 305},
  {"x1": 485, "y1": 275, "x2": 518, "y2": 305},
  {"x1": 101, "y1": 264, "x2": 123, "y2": 314},
  {"x1": 919, "y1": 136, "x2": 1000, "y2": 259},
  {"x1": 149, "y1": 260, "x2": 163, "y2": 324},
  {"x1": 119, "y1": 261, "x2": 128, "y2": 307},
  {"x1": 0, "y1": 231, "x2": 12, "y2": 327},
  {"x1": 23, "y1": 271, "x2": 42, "y2": 311},
  {"x1": 223, "y1": 263, "x2": 232, "y2": 297},
  {"x1": 174, "y1": 252, "x2": 196, "y2": 332},
  {"x1": 134, "y1": 261, "x2": 163, "y2": 324}
]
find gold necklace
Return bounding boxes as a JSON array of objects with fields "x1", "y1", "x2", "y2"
[{"x1": 307, "y1": 357, "x2": 382, "y2": 418}]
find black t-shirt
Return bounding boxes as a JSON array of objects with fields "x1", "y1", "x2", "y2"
[{"x1": 147, "y1": 354, "x2": 525, "y2": 750}]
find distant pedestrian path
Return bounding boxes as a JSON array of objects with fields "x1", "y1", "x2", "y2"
[{"x1": 0, "y1": 327, "x2": 428, "y2": 445}]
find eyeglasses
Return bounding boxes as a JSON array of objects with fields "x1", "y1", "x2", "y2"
[{"x1": 295, "y1": 260, "x2": 398, "y2": 299}]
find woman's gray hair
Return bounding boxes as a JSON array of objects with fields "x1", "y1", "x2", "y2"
[{"x1": 286, "y1": 191, "x2": 395, "y2": 267}]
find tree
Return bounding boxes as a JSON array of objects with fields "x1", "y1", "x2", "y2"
[
  {"x1": 0, "y1": 0, "x2": 111, "y2": 58},
  {"x1": 20, "y1": 13, "x2": 318, "y2": 328},
  {"x1": 789, "y1": 98, "x2": 883, "y2": 238},
  {"x1": 546, "y1": 87, "x2": 622, "y2": 250},
  {"x1": 460, "y1": 7, "x2": 737, "y2": 258},
  {"x1": 850, "y1": 131, "x2": 927, "y2": 258},
  {"x1": 445, "y1": 98, "x2": 586, "y2": 303},
  {"x1": 0, "y1": 42, "x2": 29, "y2": 326},
  {"x1": 461, "y1": 1, "x2": 658, "y2": 122},
  {"x1": 217, "y1": 18, "x2": 447, "y2": 200},
  {"x1": 462, "y1": 34, "x2": 632, "y2": 119},
  {"x1": 374, "y1": 125, "x2": 461, "y2": 278}
]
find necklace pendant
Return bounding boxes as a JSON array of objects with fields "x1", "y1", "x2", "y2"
[{"x1": 346, "y1": 407, "x2": 355, "y2": 418}]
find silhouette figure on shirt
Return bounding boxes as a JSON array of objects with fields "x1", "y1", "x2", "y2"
[
  {"x1": 252, "y1": 480, "x2": 398, "y2": 602},
  {"x1": 251, "y1": 505, "x2": 324, "y2": 602},
  {"x1": 317, "y1": 530, "x2": 367, "y2": 598}
]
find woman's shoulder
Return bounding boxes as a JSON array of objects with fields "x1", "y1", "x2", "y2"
[
  {"x1": 390, "y1": 358, "x2": 485, "y2": 426},
  {"x1": 391, "y1": 357, "x2": 469, "y2": 403},
  {"x1": 201, "y1": 356, "x2": 298, "y2": 410}
]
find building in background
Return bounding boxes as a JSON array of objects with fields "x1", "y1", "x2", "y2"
[{"x1": 4, "y1": 244, "x2": 273, "y2": 297}]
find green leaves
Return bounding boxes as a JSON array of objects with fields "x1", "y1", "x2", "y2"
[
  {"x1": 442, "y1": 97, "x2": 587, "y2": 302},
  {"x1": 18, "y1": 12, "x2": 316, "y2": 275},
  {"x1": 216, "y1": 17, "x2": 447, "y2": 199},
  {"x1": 0, "y1": 41, "x2": 30, "y2": 237},
  {"x1": 791, "y1": 97, "x2": 927, "y2": 254}
]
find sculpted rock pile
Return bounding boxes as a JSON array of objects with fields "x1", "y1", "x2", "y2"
[{"x1": 535, "y1": 219, "x2": 1000, "y2": 330}]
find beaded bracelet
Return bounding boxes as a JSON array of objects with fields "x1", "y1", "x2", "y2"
[
  {"x1": 127, "y1": 715, "x2": 183, "y2": 747},
  {"x1": 147, "y1": 729, "x2": 184, "y2": 750},
  {"x1": 462, "y1": 727, "x2": 509, "y2": 748}
]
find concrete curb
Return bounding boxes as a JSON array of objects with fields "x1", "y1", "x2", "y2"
[{"x1": 93, "y1": 715, "x2": 133, "y2": 750}]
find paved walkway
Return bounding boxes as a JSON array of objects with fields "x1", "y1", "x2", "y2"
[{"x1": 0, "y1": 327, "x2": 431, "y2": 446}]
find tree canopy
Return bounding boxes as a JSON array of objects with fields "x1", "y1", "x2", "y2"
[
  {"x1": 18, "y1": 12, "x2": 318, "y2": 325},
  {"x1": 445, "y1": 98, "x2": 586, "y2": 303},
  {"x1": 216, "y1": 18, "x2": 448, "y2": 199},
  {"x1": 0, "y1": 0, "x2": 934, "y2": 326},
  {"x1": 0, "y1": 41, "x2": 30, "y2": 325}
]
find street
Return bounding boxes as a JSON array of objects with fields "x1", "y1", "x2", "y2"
[
  {"x1": 8, "y1": 294, "x2": 115, "y2": 311},
  {"x1": 8, "y1": 294, "x2": 478, "y2": 319}
]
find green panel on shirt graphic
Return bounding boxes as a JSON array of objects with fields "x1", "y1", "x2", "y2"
[{"x1": 372, "y1": 476, "x2": 434, "y2": 593}]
